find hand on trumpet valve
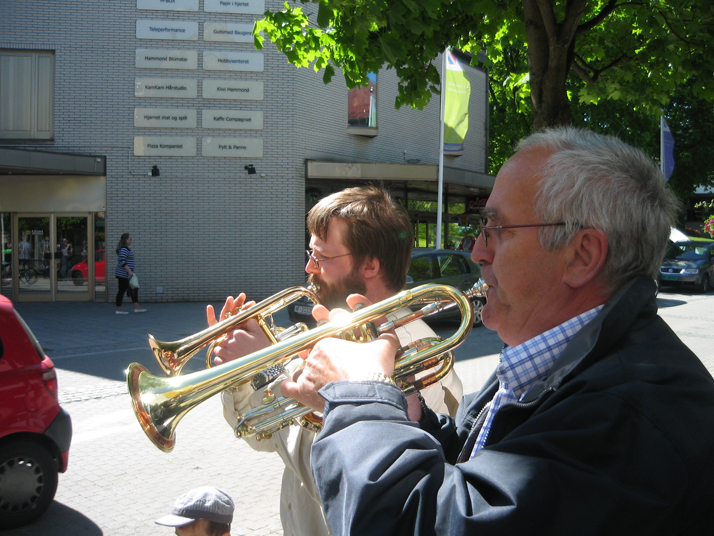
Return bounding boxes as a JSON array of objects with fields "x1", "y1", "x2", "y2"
[
  {"x1": 206, "y1": 293, "x2": 266, "y2": 366},
  {"x1": 206, "y1": 292, "x2": 256, "y2": 326},
  {"x1": 281, "y1": 295, "x2": 401, "y2": 412}
]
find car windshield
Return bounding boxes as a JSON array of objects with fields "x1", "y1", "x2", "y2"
[{"x1": 664, "y1": 243, "x2": 709, "y2": 261}]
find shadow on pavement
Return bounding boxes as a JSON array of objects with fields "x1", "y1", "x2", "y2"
[
  {"x1": 2, "y1": 501, "x2": 102, "y2": 536},
  {"x1": 656, "y1": 297, "x2": 687, "y2": 308}
]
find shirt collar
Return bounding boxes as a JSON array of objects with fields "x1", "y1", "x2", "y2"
[{"x1": 498, "y1": 305, "x2": 604, "y2": 401}]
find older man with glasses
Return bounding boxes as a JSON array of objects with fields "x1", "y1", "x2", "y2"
[
  {"x1": 207, "y1": 185, "x2": 463, "y2": 536},
  {"x1": 281, "y1": 127, "x2": 714, "y2": 536}
]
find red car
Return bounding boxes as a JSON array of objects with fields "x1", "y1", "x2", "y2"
[
  {"x1": 71, "y1": 249, "x2": 105, "y2": 286},
  {"x1": 0, "y1": 295, "x2": 72, "y2": 529}
]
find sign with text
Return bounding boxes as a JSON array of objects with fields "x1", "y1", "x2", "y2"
[
  {"x1": 136, "y1": 20, "x2": 199, "y2": 41},
  {"x1": 135, "y1": 108, "x2": 198, "y2": 128},
  {"x1": 136, "y1": 49, "x2": 198, "y2": 70},
  {"x1": 202, "y1": 110, "x2": 263, "y2": 130},
  {"x1": 202, "y1": 137, "x2": 263, "y2": 157},
  {"x1": 203, "y1": 50, "x2": 263, "y2": 72},
  {"x1": 137, "y1": 0, "x2": 198, "y2": 11},
  {"x1": 204, "y1": 0, "x2": 264, "y2": 14},
  {"x1": 134, "y1": 136, "x2": 197, "y2": 156},
  {"x1": 135, "y1": 78, "x2": 198, "y2": 98},
  {"x1": 203, "y1": 79, "x2": 263, "y2": 100},
  {"x1": 204, "y1": 22, "x2": 254, "y2": 43}
]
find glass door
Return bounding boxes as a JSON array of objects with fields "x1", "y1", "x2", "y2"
[
  {"x1": 1, "y1": 213, "x2": 12, "y2": 299},
  {"x1": 14, "y1": 213, "x2": 93, "y2": 302},
  {"x1": 16, "y1": 215, "x2": 52, "y2": 300},
  {"x1": 56, "y1": 215, "x2": 91, "y2": 301}
]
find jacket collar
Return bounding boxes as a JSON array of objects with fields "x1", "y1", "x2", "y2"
[{"x1": 519, "y1": 275, "x2": 658, "y2": 403}]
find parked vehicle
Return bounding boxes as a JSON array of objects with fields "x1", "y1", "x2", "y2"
[
  {"x1": 0, "y1": 296, "x2": 72, "y2": 529},
  {"x1": 71, "y1": 249, "x2": 105, "y2": 286},
  {"x1": 658, "y1": 240, "x2": 714, "y2": 293},
  {"x1": 288, "y1": 249, "x2": 485, "y2": 328}
]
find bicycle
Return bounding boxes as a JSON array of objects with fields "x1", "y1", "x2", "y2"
[{"x1": 18, "y1": 261, "x2": 39, "y2": 285}]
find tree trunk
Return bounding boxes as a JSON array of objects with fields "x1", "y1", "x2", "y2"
[{"x1": 522, "y1": 0, "x2": 587, "y2": 131}]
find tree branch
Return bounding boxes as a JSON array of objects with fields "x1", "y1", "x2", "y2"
[
  {"x1": 655, "y1": 8, "x2": 704, "y2": 48},
  {"x1": 572, "y1": 52, "x2": 629, "y2": 84},
  {"x1": 577, "y1": 0, "x2": 620, "y2": 35}
]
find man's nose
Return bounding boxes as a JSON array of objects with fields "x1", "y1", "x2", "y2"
[
  {"x1": 305, "y1": 259, "x2": 319, "y2": 274},
  {"x1": 471, "y1": 232, "x2": 492, "y2": 265}
]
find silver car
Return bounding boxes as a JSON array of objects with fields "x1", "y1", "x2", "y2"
[{"x1": 405, "y1": 248, "x2": 485, "y2": 327}]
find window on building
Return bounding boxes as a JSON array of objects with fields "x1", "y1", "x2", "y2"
[
  {"x1": 347, "y1": 72, "x2": 377, "y2": 135},
  {"x1": 0, "y1": 50, "x2": 55, "y2": 140}
]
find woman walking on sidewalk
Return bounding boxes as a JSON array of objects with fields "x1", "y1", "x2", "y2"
[{"x1": 115, "y1": 233, "x2": 146, "y2": 314}]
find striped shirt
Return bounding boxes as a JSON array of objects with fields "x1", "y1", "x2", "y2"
[
  {"x1": 115, "y1": 247, "x2": 135, "y2": 279},
  {"x1": 470, "y1": 305, "x2": 604, "y2": 458}
]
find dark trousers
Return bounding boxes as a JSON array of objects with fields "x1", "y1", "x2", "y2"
[{"x1": 116, "y1": 276, "x2": 138, "y2": 307}]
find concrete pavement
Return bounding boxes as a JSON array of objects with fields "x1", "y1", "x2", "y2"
[{"x1": 5, "y1": 288, "x2": 713, "y2": 535}]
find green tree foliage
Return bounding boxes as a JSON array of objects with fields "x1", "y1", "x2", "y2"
[
  {"x1": 487, "y1": 47, "x2": 714, "y2": 198},
  {"x1": 256, "y1": 0, "x2": 714, "y2": 131}
]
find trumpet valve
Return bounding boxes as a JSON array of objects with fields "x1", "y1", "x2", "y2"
[{"x1": 262, "y1": 389, "x2": 276, "y2": 404}]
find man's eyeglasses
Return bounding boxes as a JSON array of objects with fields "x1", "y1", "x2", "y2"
[
  {"x1": 306, "y1": 249, "x2": 352, "y2": 269},
  {"x1": 477, "y1": 218, "x2": 566, "y2": 248}
]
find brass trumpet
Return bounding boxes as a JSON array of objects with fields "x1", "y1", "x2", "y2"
[
  {"x1": 148, "y1": 285, "x2": 320, "y2": 376},
  {"x1": 128, "y1": 281, "x2": 487, "y2": 453}
]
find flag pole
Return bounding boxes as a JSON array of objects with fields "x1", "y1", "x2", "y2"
[
  {"x1": 436, "y1": 50, "x2": 447, "y2": 249},
  {"x1": 660, "y1": 116, "x2": 665, "y2": 177}
]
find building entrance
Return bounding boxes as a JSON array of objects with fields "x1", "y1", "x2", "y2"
[{"x1": 1, "y1": 212, "x2": 105, "y2": 302}]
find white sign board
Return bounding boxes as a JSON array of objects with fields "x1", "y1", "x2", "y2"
[
  {"x1": 203, "y1": 51, "x2": 263, "y2": 72},
  {"x1": 136, "y1": 20, "x2": 199, "y2": 41},
  {"x1": 134, "y1": 136, "x2": 197, "y2": 156},
  {"x1": 136, "y1": 49, "x2": 198, "y2": 70},
  {"x1": 135, "y1": 78, "x2": 198, "y2": 98},
  {"x1": 202, "y1": 79, "x2": 263, "y2": 100},
  {"x1": 202, "y1": 110, "x2": 263, "y2": 130},
  {"x1": 202, "y1": 137, "x2": 263, "y2": 157},
  {"x1": 204, "y1": 0, "x2": 264, "y2": 14},
  {"x1": 204, "y1": 22, "x2": 254, "y2": 43},
  {"x1": 135, "y1": 108, "x2": 198, "y2": 128},
  {"x1": 137, "y1": 0, "x2": 198, "y2": 11}
]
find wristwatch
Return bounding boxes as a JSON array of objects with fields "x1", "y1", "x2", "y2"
[{"x1": 356, "y1": 371, "x2": 397, "y2": 386}]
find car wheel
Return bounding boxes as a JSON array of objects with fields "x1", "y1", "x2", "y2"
[
  {"x1": 0, "y1": 440, "x2": 59, "y2": 529},
  {"x1": 71, "y1": 271, "x2": 85, "y2": 286},
  {"x1": 699, "y1": 273, "x2": 711, "y2": 294},
  {"x1": 471, "y1": 298, "x2": 485, "y2": 328}
]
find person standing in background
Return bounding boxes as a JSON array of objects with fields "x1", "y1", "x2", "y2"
[{"x1": 115, "y1": 233, "x2": 146, "y2": 314}]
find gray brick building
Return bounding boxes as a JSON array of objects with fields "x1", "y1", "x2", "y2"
[{"x1": 1, "y1": 0, "x2": 491, "y2": 304}]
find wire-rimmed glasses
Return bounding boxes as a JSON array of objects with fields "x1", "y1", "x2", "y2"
[
  {"x1": 477, "y1": 217, "x2": 566, "y2": 248},
  {"x1": 306, "y1": 249, "x2": 352, "y2": 269}
]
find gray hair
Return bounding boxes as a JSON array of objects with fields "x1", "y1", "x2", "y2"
[{"x1": 516, "y1": 127, "x2": 680, "y2": 292}]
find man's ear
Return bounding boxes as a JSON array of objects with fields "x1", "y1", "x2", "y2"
[
  {"x1": 563, "y1": 229, "x2": 608, "y2": 289},
  {"x1": 359, "y1": 256, "x2": 381, "y2": 281}
]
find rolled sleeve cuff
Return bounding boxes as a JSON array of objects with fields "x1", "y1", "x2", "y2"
[{"x1": 319, "y1": 381, "x2": 408, "y2": 421}]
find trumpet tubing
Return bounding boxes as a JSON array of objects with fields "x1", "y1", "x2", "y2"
[
  {"x1": 148, "y1": 285, "x2": 320, "y2": 376},
  {"x1": 128, "y1": 281, "x2": 487, "y2": 452}
]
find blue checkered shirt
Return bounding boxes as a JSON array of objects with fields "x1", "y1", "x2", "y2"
[{"x1": 469, "y1": 305, "x2": 604, "y2": 458}]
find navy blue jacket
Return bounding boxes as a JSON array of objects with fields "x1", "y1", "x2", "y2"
[{"x1": 312, "y1": 276, "x2": 714, "y2": 535}]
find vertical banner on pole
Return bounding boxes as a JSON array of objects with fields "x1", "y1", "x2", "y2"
[
  {"x1": 443, "y1": 52, "x2": 472, "y2": 156},
  {"x1": 661, "y1": 117, "x2": 675, "y2": 182}
]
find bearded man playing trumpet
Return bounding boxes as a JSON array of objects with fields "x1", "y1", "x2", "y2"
[{"x1": 207, "y1": 185, "x2": 463, "y2": 536}]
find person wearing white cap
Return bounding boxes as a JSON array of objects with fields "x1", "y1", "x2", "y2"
[{"x1": 155, "y1": 486, "x2": 234, "y2": 536}]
